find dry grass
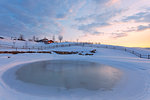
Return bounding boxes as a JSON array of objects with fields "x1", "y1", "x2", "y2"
[
  {"x1": 0, "y1": 51, "x2": 51, "y2": 54},
  {"x1": 53, "y1": 51, "x2": 78, "y2": 54}
]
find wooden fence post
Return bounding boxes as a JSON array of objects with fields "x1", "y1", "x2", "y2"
[
  {"x1": 125, "y1": 48, "x2": 126, "y2": 51},
  {"x1": 132, "y1": 51, "x2": 134, "y2": 54},
  {"x1": 148, "y1": 55, "x2": 150, "y2": 59},
  {"x1": 139, "y1": 54, "x2": 141, "y2": 58}
]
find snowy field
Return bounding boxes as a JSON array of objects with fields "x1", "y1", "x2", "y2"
[{"x1": 0, "y1": 46, "x2": 150, "y2": 100}]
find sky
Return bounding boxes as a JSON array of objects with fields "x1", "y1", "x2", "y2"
[{"x1": 0, "y1": 0, "x2": 150, "y2": 47}]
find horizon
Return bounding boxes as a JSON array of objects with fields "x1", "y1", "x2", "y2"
[
  {"x1": 0, "y1": 0, "x2": 150, "y2": 47},
  {"x1": 0, "y1": 35, "x2": 150, "y2": 48}
]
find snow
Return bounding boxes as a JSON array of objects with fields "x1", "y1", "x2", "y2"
[
  {"x1": 92, "y1": 44, "x2": 150, "y2": 55},
  {"x1": 0, "y1": 39, "x2": 150, "y2": 100},
  {"x1": 1, "y1": 37, "x2": 150, "y2": 55},
  {"x1": 0, "y1": 37, "x2": 83, "y2": 51}
]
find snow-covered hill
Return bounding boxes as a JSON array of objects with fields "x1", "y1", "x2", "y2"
[
  {"x1": 0, "y1": 46, "x2": 150, "y2": 100},
  {"x1": 1, "y1": 37, "x2": 150, "y2": 100}
]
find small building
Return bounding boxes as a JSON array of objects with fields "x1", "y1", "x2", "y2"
[
  {"x1": 47, "y1": 40, "x2": 54, "y2": 43},
  {"x1": 36, "y1": 38, "x2": 54, "y2": 44},
  {"x1": 36, "y1": 38, "x2": 48, "y2": 43},
  {"x1": 45, "y1": 40, "x2": 54, "y2": 44},
  {"x1": 0, "y1": 37, "x2": 4, "y2": 39}
]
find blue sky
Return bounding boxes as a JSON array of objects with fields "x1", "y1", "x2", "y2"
[{"x1": 0, "y1": 0, "x2": 150, "y2": 47}]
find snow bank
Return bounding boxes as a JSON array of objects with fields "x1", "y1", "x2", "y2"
[{"x1": 0, "y1": 46, "x2": 150, "y2": 100}]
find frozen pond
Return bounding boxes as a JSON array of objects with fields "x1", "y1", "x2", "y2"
[{"x1": 16, "y1": 60, "x2": 123, "y2": 90}]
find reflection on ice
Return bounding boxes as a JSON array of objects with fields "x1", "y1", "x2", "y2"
[{"x1": 16, "y1": 60, "x2": 122, "y2": 90}]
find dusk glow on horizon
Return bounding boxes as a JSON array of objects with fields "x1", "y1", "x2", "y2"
[{"x1": 0, "y1": 0, "x2": 150, "y2": 47}]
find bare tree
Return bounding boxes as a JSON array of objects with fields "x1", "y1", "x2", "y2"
[
  {"x1": 58, "y1": 35, "x2": 63, "y2": 42},
  {"x1": 35, "y1": 37, "x2": 39, "y2": 41},
  {"x1": 13, "y1": 40, "x2": 16, "y2": 48},
  {"x1": 52, "y1": 35, "x2": 55, "y2": 41},
  {"x1": 18, "y1": 34, "x2": 25, "y2": 41},
  {"x1": 33, "y1": 36, "x2": 36, "y2": 41}
]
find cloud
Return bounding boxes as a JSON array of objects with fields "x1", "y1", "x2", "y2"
[
  {"x1": 121, "y1": 24, "x2": 150, "y2": 33},
  {"x1": 137, "y1": 24, "x2": 150, "y2": 31},
  {"x1": 106, "y1": 0, "x2": 120, "y2": 6},
  {"x1": 123, "y1": 11, "x2": 150, "y2": 23},
  {"x1": 0, "y1": 0, "x2": 148, "y2": 41},
  {"x1": 0, "y1": 0, "x2": 81, "y2": 37},
  {"x1": 111, "y1": 33, "x2": 128, "y2": 38},
  {"x1": 122, "y1": 27, "x2": 137, "y2": 32},
  {"x1": 75, "y1": 8, "x2": 122, "y2": 35},
  {"x1": 75, "y1": 16, "x2": 90, "y2": 22},
  {"x1": 93, "y1": 0, "x2": 110, "y2": 4},
  {"x1": 78, "y1": 22, "x2": 110, "y2": 34}
]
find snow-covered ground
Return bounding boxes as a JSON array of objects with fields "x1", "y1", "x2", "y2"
[
  {"x1": 0, "y1": 46, "x2": 150, "y2": 100},
  {"x1": 93, "y1": 44, "x2": 150, "y2": 55},
  {"x1": 0, "y1": 37, "x2": 150, "y2": 56},
  {"x1": 0, "y1": 37, "x2": 82, "y2": 51}
]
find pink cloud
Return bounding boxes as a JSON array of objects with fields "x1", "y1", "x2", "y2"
[{"x1": 106, "y1": 0, "x2": 120, "y2": 6}]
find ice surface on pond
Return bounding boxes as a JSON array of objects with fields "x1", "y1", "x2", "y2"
[{"x1": 16, "y1": 60, "x2": 122, "y2": 90}]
